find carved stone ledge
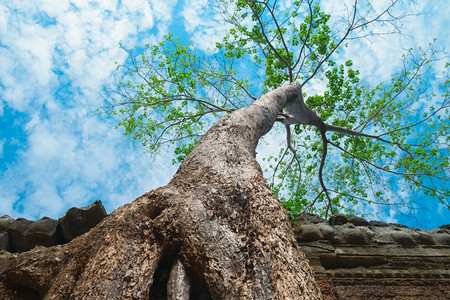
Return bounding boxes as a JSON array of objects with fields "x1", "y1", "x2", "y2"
[{"x1": 297, "y1": 213, "x2": 450, "y2": 286}]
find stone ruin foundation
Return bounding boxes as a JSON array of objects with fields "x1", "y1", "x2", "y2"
[
  {"x1": 1, "y1": 202, "x2": 449, "y2": 299},
  {"x1": 296, "y1": 213, "x2": 450, "y2": 299}
]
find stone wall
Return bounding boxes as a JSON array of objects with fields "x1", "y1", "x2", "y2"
[
  {"x1": 0, "y1": 200, "x2": 106, "y2": 253},
  {"x1": 1, "y1": 205, "x2": 449, "y2": 299},
  {"x1": 296, "y1": 213, "x2": 450, "y2": 299}
]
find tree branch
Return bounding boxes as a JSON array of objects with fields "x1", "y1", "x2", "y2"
[
  {"x1": 301, "y1": 1, "x2": 357, "y2": 87},
  {"x1": 247, "y1": 1, "x2": 290, "y2": 69},
  {"x1": 318, "y1": 131, "x2": 333, "y2": 218}
]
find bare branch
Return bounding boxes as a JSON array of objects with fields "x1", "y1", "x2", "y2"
[
  {"x1": 328, "y1": 139, "x2": 424, "y2": 177},
  {"x1": 318, "y1": 131, "x2": 333, "y2": 218}
]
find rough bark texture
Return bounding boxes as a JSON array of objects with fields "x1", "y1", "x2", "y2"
[{"x1": 0, "y1": 83, "x2": 322, "y2": 299}]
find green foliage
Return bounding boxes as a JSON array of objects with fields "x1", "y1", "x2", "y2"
[
  {"x1": 276, "y1": 44, "x2": 449, "y2": 217},
  {"x1": 103, "y1": 33, "x2": 250, "y2": 155},
  {"x1": 173, "y1": 141, "x2": 197, "y2": 164},
  {"x1": 103, "y1": 0, "x2": 449, "y2": 220},
  {"x1": 216, "y1": 0, "x2": 340, "y2": 91}
]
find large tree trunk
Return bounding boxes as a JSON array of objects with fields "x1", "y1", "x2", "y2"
[{"x1": 0, "y1": 83, "x2": 322, "y2": 299}]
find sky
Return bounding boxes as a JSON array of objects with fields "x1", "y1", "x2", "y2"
[{"x1": 0, "y1": 0, "x2": 448, "y2": 229}]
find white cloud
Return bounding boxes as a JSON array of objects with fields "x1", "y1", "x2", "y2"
[
  {"x1": 0, "y1": 4, "x2": 9, "y2": 33},
  {"x1": 181, "y1": 0, "x2": 230, "y2": 50},
  {"x1": 0, "y1": 0, "x2": 178, "y2": 221},
  {"x1": 182, "y1": 5, "x2": 203, "y2": 33},
  {"x1": 150, "y1": 0, "x2": 176, "y2": 22},
  {"x1": 0, "y1": 104, "x2": 178, "y2": 220},
  {"x1": 39, "y1": 0, "x2": 70, "y2": 17}
]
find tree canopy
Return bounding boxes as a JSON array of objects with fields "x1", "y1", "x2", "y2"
[{"x1": 102, "y1": 0, "x2": 449, "y2": 220}]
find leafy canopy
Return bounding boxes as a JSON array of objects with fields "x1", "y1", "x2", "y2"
[{"x1": 102, "y1": 0, "x2": 449, "y2": 220}]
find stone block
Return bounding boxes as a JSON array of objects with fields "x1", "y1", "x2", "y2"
[
  {"x1": 342, "y1": 228, "x2": 370, "y2": 245},
  {"x1": 369, "y1": 220, "x2": 388, "y2": 227},
  {"x1": 430, "y1": 228, "x2": 450, "y2": 245},
  {"x1": 347, "y1": 215, "x2": 369, "y2": 226},
  {"x1": 7, "y1": 217, "x2": 61, "y2": 252},
  {"x1": 390, "y1": 230, "x2": 415, "y2": 246},
  {"x1": 27, "y1": 217, "x2": 63, "y2": 247},
  {"x1": 0, "y1": 231, "x2": 9, "y2": 251},
  {"x1": 329, "y1": 214, "x2": 348, "y2": 225},
  {"x1": 414, "y1": 231, "x2": 435, "y2": 245},
  {"x1": 0, "y1": 215, "x2": 14, "y2": 231},
  {"x1": 298, "y1": 224, "x2": 323, "y2": 242},
  {"x1": 7, "y1": 218, "x2": 34, "y2": 252},
  {"x1": 296, "y1": 213, "x2": 325, "y2": 224},
  {"x1": 316, "y1": 223, "x2": 335, "y2": 241},
  {"x1": 59, "y1": 200, "x2": 107, "y2": 243}
]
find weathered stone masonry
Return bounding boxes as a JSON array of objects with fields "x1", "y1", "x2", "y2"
[
  {"x1": 1, "y1": 203, "x2": 449, "y2": 299},
  {"x1": 296, "y1": 213, "x2": 450, "y2": 299},
  {"x1": 0, "y1": 200, "x2": 106, "y2": 253}
]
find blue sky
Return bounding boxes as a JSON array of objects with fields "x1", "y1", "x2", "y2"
[{"x1": 0, "y1": 0, "x2": 448, "y2": 229}]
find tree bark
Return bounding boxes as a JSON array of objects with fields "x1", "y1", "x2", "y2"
[{"x1": 0, "y1": 83, "x2": 322, "y2": 299}]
